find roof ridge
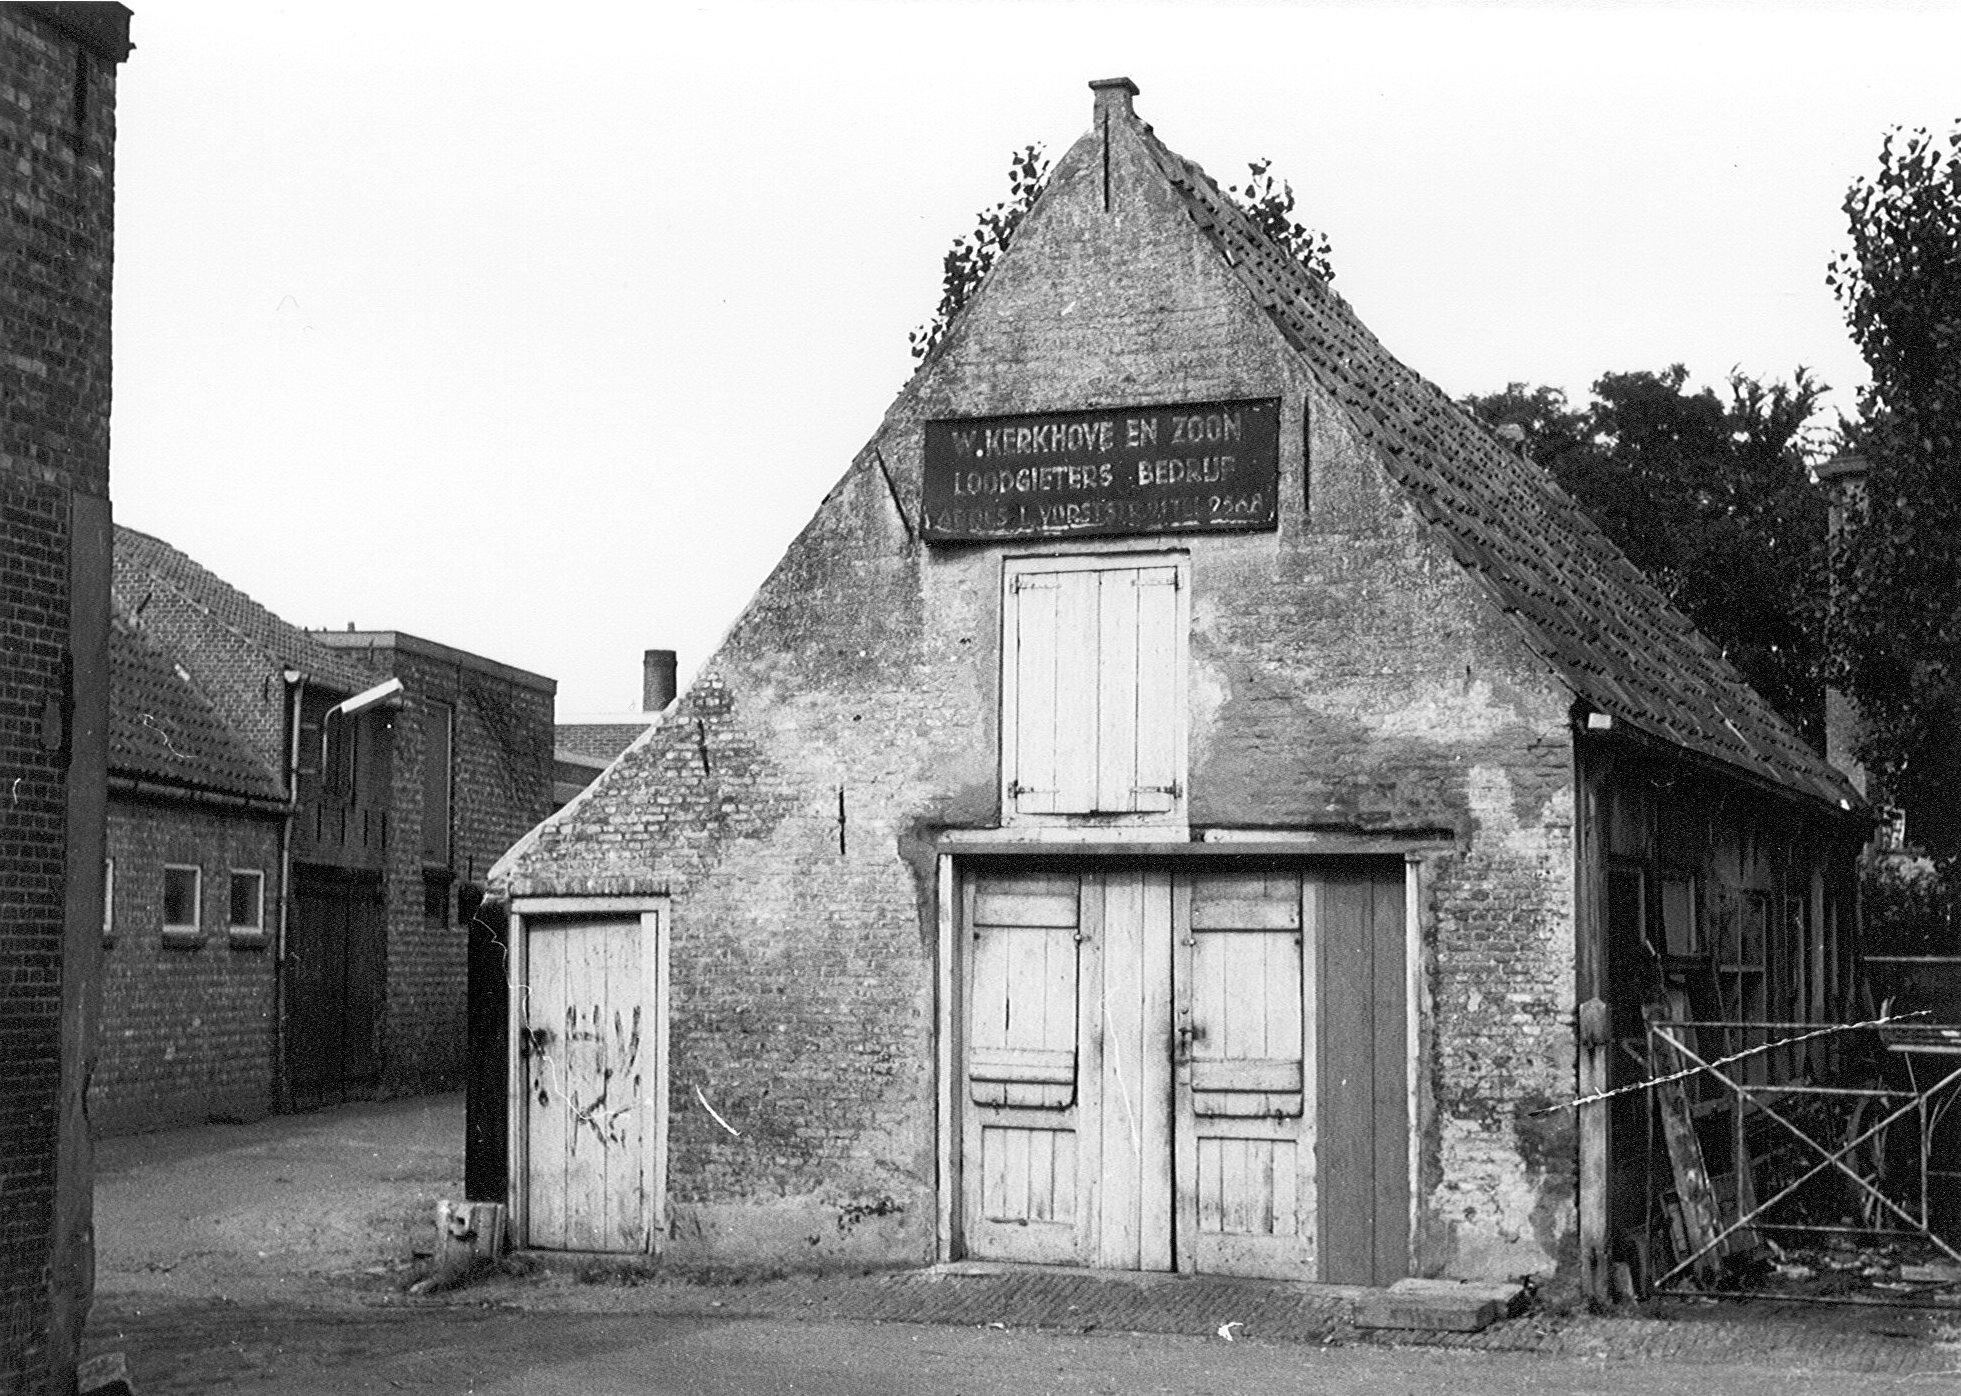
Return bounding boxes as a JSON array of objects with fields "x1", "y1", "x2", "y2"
[
  {"x1": 114, "y1": 547, "x2": 285, "y2": 670},
  {"x1": 113, "y1": 525, "x2": 361, "y2": 686}
]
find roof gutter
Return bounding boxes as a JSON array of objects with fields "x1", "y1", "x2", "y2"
[{"x1": 107, "y1": 773, "x2": 292, "y2": 817}]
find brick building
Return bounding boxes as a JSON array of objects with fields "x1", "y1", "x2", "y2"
[
  {"x1": 491, "y1": 80, "x2": 1864, "y2": 1294},
  {"x1": 95, "y1": 609, "x2": 286, "y2": 1135},
  {"x1": 313, "y1": 627, "x2": 558, "y2": 1093},
  {"x1": 97, "y1": 527, "x2": 555, "y2": 1127},
  {"x1": 1, "y1": 5, "x2": 131, "y2": 1389}
]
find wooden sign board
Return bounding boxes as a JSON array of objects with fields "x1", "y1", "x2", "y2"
[{"x1": 922, "y1": 399, "x2": 1280, "y2": 542}]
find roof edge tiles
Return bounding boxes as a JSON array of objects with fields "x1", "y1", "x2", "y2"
[{"x1": 1121, "y1": 105, "x2": 1857, "y2": 813}]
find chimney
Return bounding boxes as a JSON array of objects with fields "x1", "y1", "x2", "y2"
[
  {"x1": 642, "y1": 649, "x2": 677, "y2": 713},
  {"x1": 1089, "y1": 76, "x2": 1139, "y2": 122},
  {"x1": 1089, "y1": 78, "x2": 1138, "y2": 212},
  {"x1": 1815, "y1": 451, "x2": 1870, "y2": 542}
]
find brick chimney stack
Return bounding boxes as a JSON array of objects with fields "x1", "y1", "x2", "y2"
[
  {"x1": 643, "y1": 649, "x2": 677, "y2": 713},
  {"x1": 1089, "y1": 75, "x2": 1139, "y2": 121}
]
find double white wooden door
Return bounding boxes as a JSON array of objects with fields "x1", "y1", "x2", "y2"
[{"x1": 963, "y1": 866, "x2": 1368, "y2": 1280}]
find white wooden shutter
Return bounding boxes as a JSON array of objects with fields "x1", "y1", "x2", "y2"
[
  {"x1": 1006, "y1": 559, "x2": 1183, "y2": 817},
  {"x1": 1093, "y1": 570, "x2": 1140, "y2": 812},
  {"x1": 1052, "y1": 570, "x2": 1102, "y2": 811},
  {"x1": 968, "y1": 873, "x2": 1081, "y2": 1109},
  {"x1": 1127, "y1": 567, "x2": 1181, "y2": 814},
  {"x1": 1006, "y1": 572, "x2": 1062, "y2": 814}
]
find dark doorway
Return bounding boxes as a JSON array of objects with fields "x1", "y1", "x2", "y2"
[{"x1": 285, "y1": 865, "x2": 386, "y2": 1110}]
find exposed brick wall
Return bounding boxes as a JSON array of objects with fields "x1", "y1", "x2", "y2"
[
  {"x1": 1421, "y1": 768, "x2": 1578, "y2": 1276},
  {"x1": 1, "y1": 5, "x2": 125, "y2": 1388},
  {"x1": 92, "y1": 799, "x2": 282, "y2": 1135},
  {"x1": 320, "y1": 635, "x2": 553, "y2": 1096},
  {"x1": 505, "y1": 108, "x2": 1581, "y2": 1278},
  {"x1": 0, "y1": 470, "x2": 73, "y2": 1392}
]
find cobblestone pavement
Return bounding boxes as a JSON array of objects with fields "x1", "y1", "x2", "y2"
[
  {"x1": 86, "y1": 1094, "x2": 1961, "y2": 1391},
  {"x1": 431, "y1": 1262, "x2": 1961, "y2": 1378}
]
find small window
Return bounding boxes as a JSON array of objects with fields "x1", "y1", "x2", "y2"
[
  {"x1": 229, "y1": 869, "x2": 265, "y2": 942},
  {"x1": 102, "y1": 857, "x2": 115, "y2": 943},
  {"x1": 162, "y1": 864, "x2": 202, "y2": 944}
]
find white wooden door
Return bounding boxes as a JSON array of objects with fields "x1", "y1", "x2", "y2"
[
  {"x1": 961, "y1": 871, "x2": 1093, "y2": 1264},
  {"x1": 521, "y1": 912, "x2": 656, "y2": 1252},
  {"x1": 962, "y1": 866, "x2": 1317, "y2": 1276},
  {"x1": 1173, "y1": 871, "x2": 1314, "y2": 1279}
]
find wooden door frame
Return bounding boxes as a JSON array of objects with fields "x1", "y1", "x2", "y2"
[
  {"x1": 507, "y1": 895, "x2": 669, "y2": 1254},
  {"x1": 936, "y1": 851, "x2": 1428, "y2": 1276},
  {"x1": 1403, "y1": 854, "x2": 1424, "y2": 1278}
]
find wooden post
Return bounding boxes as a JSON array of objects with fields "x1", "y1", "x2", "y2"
[
  {"x1": 463, "y1": 891, "x2": 508, "y2": 1203},
  {"x1": 413, "y1": 1200, "x2": 508, "y2": 1294},
  {"x1": 1578, "y1": 996, "x2": 1612, "y2": 1304}
]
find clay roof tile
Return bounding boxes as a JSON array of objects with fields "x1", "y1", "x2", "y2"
[{"x1": 1139, "y1": 128, "x2": 1857, "y2": 810}]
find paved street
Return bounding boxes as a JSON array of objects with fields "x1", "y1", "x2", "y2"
[
  {"x1": 87, "y1": 1095, "x2": 1961, "y2": 1394},
  {"x1": 80, "y1": 1302, "x2": 1961, "y2": 1396}
]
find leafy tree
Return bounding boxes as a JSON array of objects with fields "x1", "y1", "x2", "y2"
[
  {"x1": 1464, "y1": 367, "x2": 1830, "y2": 742},
  {"x1": 1458, "y1": 382, "x2": 1589, "y2": 467},
  {"x1": 1861, "y1": 857, "x2": 1954, "y2": 957},
  {"x1": 909, "y1": 145, "x2": 1051, "y2": 364},
  {"x1": 1227, "y1": 159, "x2": 1337, "y2": 285},
  {"x1": 1824, "y1": 123, "x2": 1961, "y2": 864},
  {"x1": 911, "y1": 153, "x2": 1335, "y2": 362}
]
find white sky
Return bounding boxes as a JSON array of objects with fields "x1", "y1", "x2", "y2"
[{"x1": 109, "y1": 0, "x2": 1961, "y2": 715}]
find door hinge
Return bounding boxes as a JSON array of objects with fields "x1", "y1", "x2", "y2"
[
  {"x1": 1134, "y1": 781, "x2": 1183, "y2": 798},
  {"x1": 1007, "y1": 781, "x2": 1050, "y2": 798}
]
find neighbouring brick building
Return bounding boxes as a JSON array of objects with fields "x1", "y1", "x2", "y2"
[
  {"x1": 313, "y1": 626, "x2": 558, "y2": 1091},
  {"x1": 96, "y1": 609, "x2": 287, "y2": 1135},
  {"x1": 1, "y1": 5, "x2": 131, "y2": 1389},
  {"x1": 97, "y1": 527, "x2": 555, "y2": 1129},
  {"x1": 491, "y1": 80, "x2": 1865, "y2": 1295}
]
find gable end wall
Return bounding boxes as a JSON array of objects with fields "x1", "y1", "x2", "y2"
[{"x1": 507, "y1": 109, "x2": 1580, "y2": 1279}]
